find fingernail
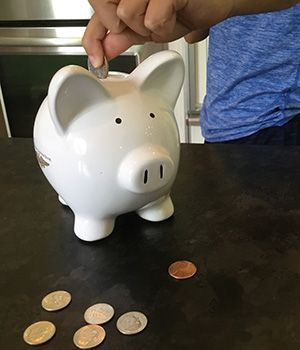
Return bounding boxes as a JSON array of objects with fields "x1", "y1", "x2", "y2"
[{"x1": 89, "y1": 55, "x2": 103, "y2": 68}]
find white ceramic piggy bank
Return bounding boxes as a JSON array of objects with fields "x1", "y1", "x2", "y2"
[{"x1": 33, "y1": 50, "x2": 184, "y2": 241}]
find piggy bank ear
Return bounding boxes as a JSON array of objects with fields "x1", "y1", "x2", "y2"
[
  {"x1": 48, "y1": 65, "x2": 111, "y2": 134},
  {"x1": 130, "y1": 50, "x2": 184, "y2": 108}
]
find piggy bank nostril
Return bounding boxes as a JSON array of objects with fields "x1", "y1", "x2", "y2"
[
  {"x1": 160, "y1": 164, "x2": 164, "y2": 179},
  {"x1": 143, "y1": 169, "x2": 148, "y2": 184}
]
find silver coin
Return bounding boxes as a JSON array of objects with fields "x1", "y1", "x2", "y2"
[
  {"x1": 87, "y1": 56, "x2": 109, "y2": 79},
  {"x1": 116, "y1": 311, "x2": 148, "y2": 335},
  {"x1": 84, "y1": 303, "x2": 114, "y2": 325},
  {"x1": 41, "y1": 290, "x2": 71, "y2": 311},
  {"x1": 73, "y1": 324, "x2": 106, "y2": 349},
  {"x1": 23, "y1": 321, "x2": 56, "y2": 345}
]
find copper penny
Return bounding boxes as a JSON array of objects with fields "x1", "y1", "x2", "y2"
[{"x1": 168, "y1": 260, "x2": 197, "y2": 280}]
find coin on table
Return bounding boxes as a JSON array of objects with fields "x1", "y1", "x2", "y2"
[
  {"x1": 168, "y1": 260, "x2": 197, "y2": 280},
  {"x1": 116, "y1": 311, "x2": 148, "y2": 335},
  {"x1": 87, "y1": 56, "x2": 109, "y2": 79},
  {"x1": 84, "y1": 303, "x2": 114, "y2": 325},
  {"x1": 73, "y1": 324, "x2": 106, "y2": 349},
  {"x1": 41, "y1": 290, "x2": 71, "y2": 311},
  {"x1": 23, "y1": 320, "x2": 56, "y2": 345}
]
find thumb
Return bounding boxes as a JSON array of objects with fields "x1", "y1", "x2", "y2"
[
  {"x1": 184, "y1": 29, "x2": 209, "y2": 44},
  {"x1": 103, "y1": 28, "x2": 150, "y2": 61}
]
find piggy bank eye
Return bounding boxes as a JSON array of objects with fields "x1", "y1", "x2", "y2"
[
  {"x1": 150, "y1": 113, "x2": 155, "y2": 118},
  {"x1": 115, "y1": 118, "x2": 122, "y2": 124}
]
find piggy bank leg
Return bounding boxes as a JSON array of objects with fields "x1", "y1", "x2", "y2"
[
  {"x1": 74, "y1": 215, "x2": 115, "y2": 241},
  {"x1": 58, "y1": 195, "x2": 67, "y2": 206},
  {"x1": 137, "y1": 195, "x2": 174, "y2": 222}
]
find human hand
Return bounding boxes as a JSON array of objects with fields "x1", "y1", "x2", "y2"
[{"x1": 82, "y1": 0, "x2": 234, "y2": 67}]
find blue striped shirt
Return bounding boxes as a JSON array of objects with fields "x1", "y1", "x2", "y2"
[{"x1": 201, "y1": 4, "x2": 300, "y2": 142}]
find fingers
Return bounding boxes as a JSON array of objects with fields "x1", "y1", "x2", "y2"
[
  {"x1": 144, "y1": 0, "x2": 176, "y2": 39},
  {"x1": 184, "y1": 29, "x2": 209, "y2": 43},
  {"x1": 145, "y1": 0, "x2": 190, "y2": 43},
  {"x1": 103, "y1": 28, "x2": 150, "y2": 60},
  {"x1": 84, "y1": 0, "x2": 201, "y2": 63},
  {"x1": 89, "y1": 0, "x2": 125, "y2": 33},
  {"x1": 82, "y1": 14, "x2": 107, "y2": 68},
  {"x1": 117, "y1": 0, "x2": 150, "y2": 37}
]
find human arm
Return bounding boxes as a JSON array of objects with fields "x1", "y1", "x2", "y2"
[
  {"x1": 82, "y1": 0, "x2": 300, "y2": 67},
  {"x1": 231, "y1": 0, "x2": 300, "y2": 16}
]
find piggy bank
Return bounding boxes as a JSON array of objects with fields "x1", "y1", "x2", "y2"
[{"x1": 33, "y1": 50, "x2": 184, "y2": 241}]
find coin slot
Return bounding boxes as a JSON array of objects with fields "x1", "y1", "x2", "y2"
[
  {"x1": 160, "y1": 165, "x2": 163, "y2": 179},
  {"x1": 143, "y1": 170, "x2": 148, "y2": 184}
]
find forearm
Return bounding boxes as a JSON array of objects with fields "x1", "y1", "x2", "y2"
[{"x1": 231, "y1": 0, "x2": 300, "y2": 16}]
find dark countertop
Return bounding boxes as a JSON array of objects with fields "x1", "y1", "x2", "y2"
[{"x1": 2, "y1": 138, "x2": 300, "y2": 350}]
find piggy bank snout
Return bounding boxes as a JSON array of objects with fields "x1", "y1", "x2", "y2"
[{"x1": 118, "y1": 148, "x2": 175, "y2": 194}]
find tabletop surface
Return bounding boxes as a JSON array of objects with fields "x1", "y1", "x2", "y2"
[{"x1": 1, "y1": 138, "x2": 300, "y2": 350}]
